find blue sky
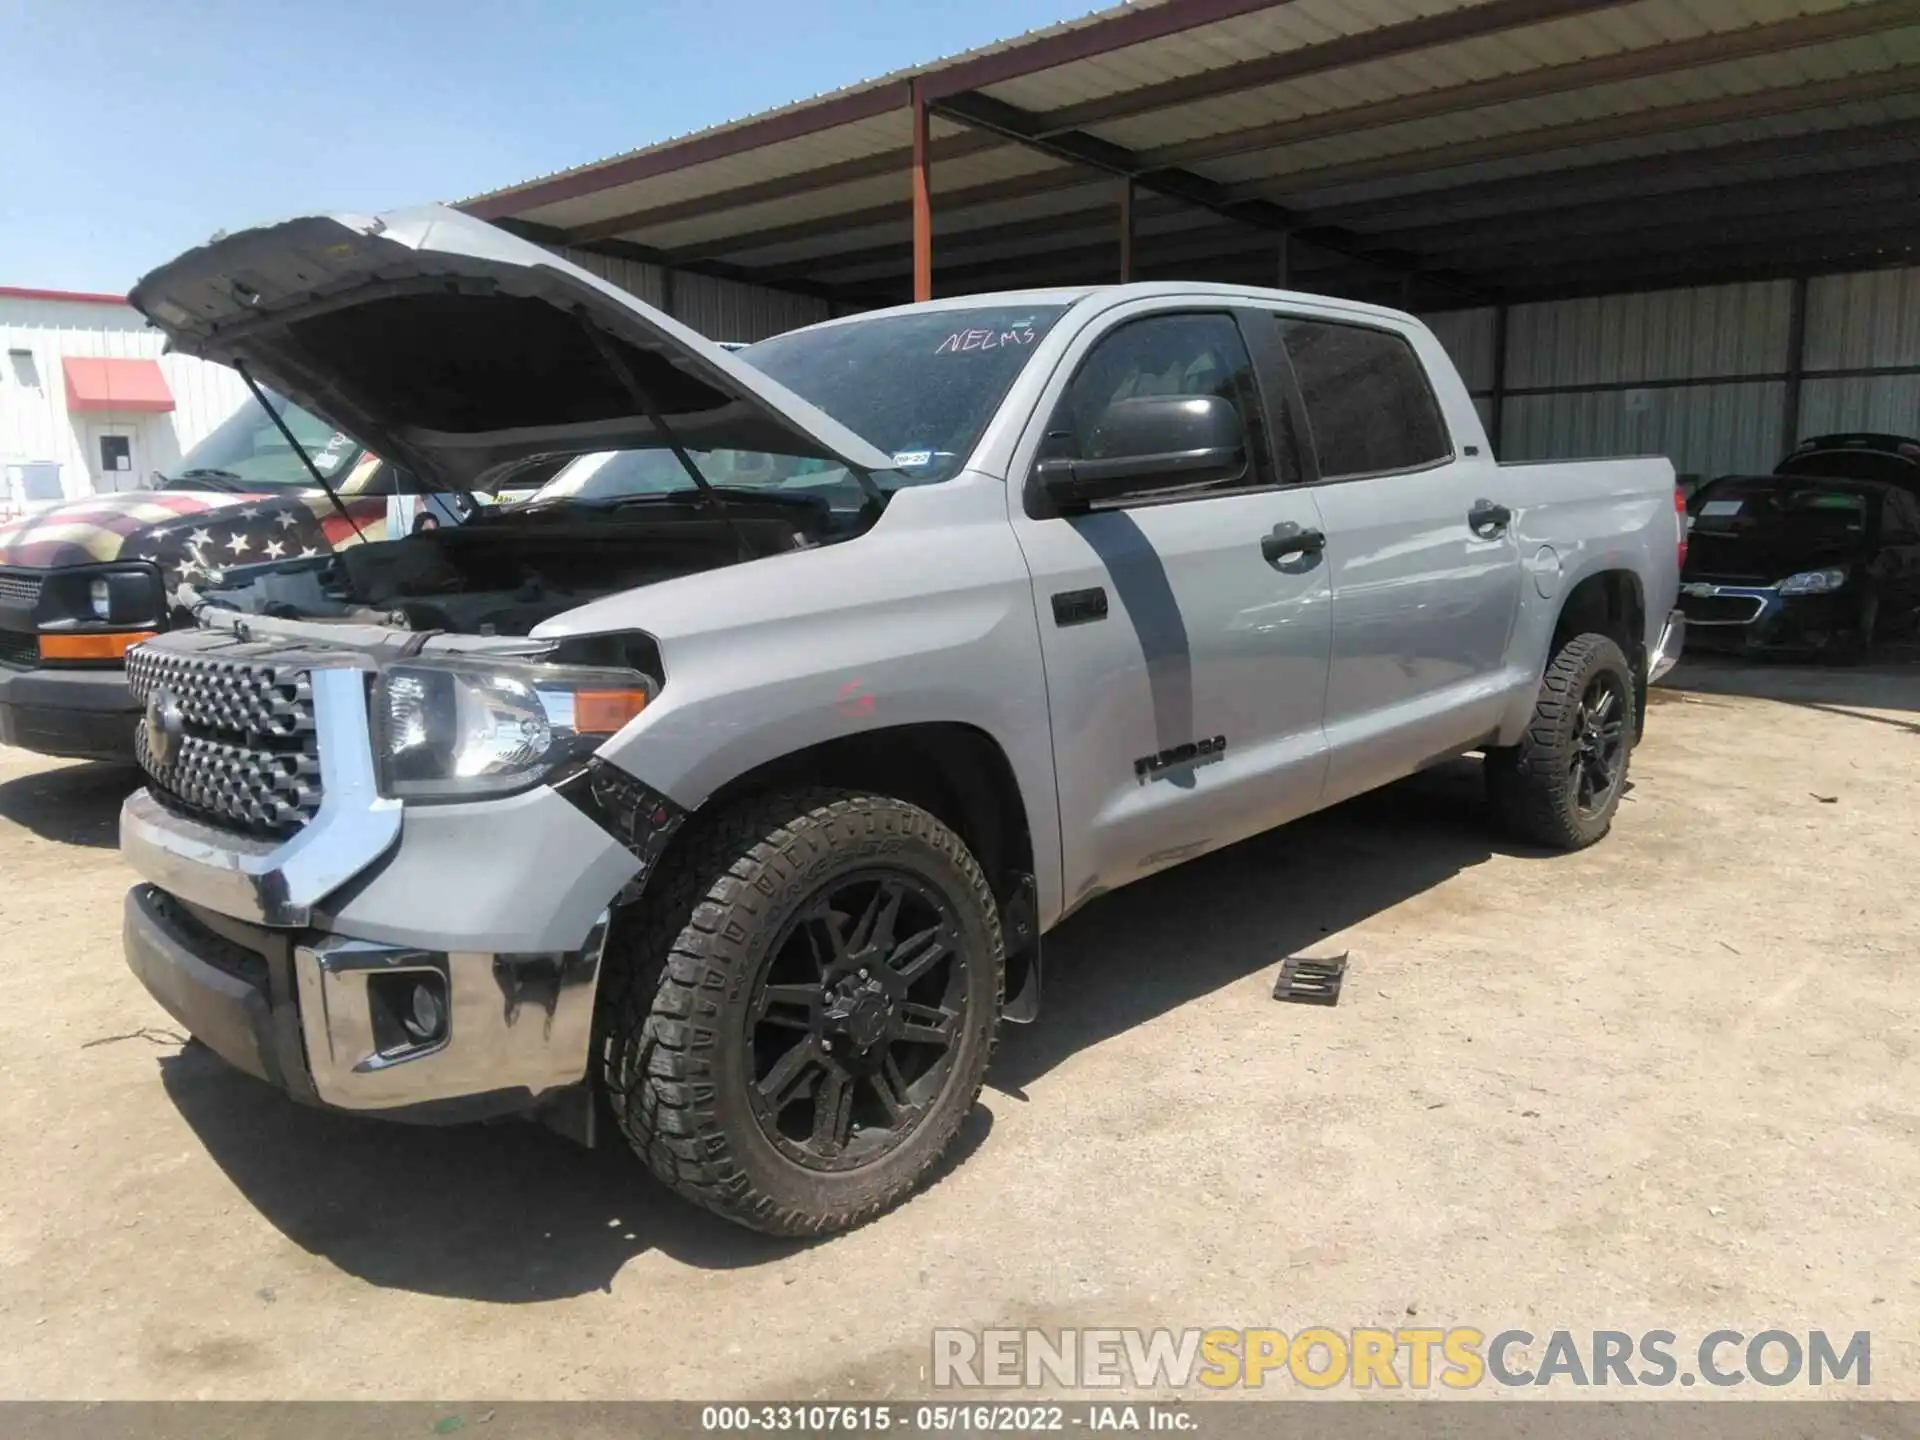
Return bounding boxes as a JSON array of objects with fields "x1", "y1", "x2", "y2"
[{"x1": 0, "y1": 0, "x2": 1087, "y2": 294}]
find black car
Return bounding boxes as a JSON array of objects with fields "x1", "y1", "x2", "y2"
[
  {"x1": 1776, "y1": 432, "x2": 1920, "y2": 495},
  {"x1": 1678, "y1": 473, "x2": 1920, "y2": 660}
]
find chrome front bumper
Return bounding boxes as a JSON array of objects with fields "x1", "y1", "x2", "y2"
[
  {"x1": 124, "y1": 883, "x2": 610, "y2": 1115},
  {"x1": 1649, "y1": 607, "x2": 1686, "y2": 683}
]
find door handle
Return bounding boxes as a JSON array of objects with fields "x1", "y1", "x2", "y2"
[
  {"x1": 1262, "y1": 523, "x2": 1325, "y2": 565},
  {"x1": 1468, "y1": 499, "x2": 1512, "y2": 536}
]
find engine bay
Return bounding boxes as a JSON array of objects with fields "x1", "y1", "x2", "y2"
[{"x1": 190, "y1": 493, "x2": 843, "y2": 635}]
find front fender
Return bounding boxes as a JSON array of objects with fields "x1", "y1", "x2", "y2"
[{"x1": 546, "y1": 477, "x2": 1066, "y2": 928}]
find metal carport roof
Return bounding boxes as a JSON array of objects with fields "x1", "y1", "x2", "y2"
[{"x1": 463, "y1": 0, "x2": 1920, "y2": 311}]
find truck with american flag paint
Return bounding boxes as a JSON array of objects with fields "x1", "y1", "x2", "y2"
[{"x1": 0, "y1": 391, "x2": 474, "y2": 759}]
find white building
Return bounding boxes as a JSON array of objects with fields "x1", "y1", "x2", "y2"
[{"x1": 0, "y1": 286, "x2": 251, "y2": 513}]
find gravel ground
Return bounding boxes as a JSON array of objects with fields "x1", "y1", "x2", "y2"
[{"x1": 0, "y1": 656, "x2": 1914, "y2": 1401}]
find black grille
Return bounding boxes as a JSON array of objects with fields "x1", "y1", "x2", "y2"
[
  {"x1": 0, "y1": 570, "x2": 41, "y2": 607},
  {"x1": 127, "y1": 644, "x2": 322, "y2": 836},
  {"x1": 1680, "y1": 592, "x2": 1765, "y2": 625},
  {"x1": 0, "y1": 629, "x2": 35, "y2": 669}
]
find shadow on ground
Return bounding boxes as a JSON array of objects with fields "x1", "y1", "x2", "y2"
[
  {"x1": 1659, "y1": 654, "x2": 1920, "y2": 728},
  {"x1": 161, "y1": 1044, "x2": 996, "y2": 1301},
  {"x1": 0, "y1": 759, "x2": 139, "y2": 848},
  {"x1": 159, "y1": 755, "x2": 1540, "y2": 1302},
  {"x1": 991, "y1": 755, "x2": 1538, "y2": 1092}
]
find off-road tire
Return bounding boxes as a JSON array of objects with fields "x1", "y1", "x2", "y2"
[
  {"x1": 1485, "y1": 632, "x2": 1635, "y2": 851},
  {"x1": 598, "y1": 788, "x2": 1003, "y2": 1236}
]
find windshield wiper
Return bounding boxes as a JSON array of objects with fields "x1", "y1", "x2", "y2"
[{"x1": 605, "y1": 487, "x2": 823, "y2": 509}]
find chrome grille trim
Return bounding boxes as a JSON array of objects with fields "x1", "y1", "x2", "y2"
[{"x1": 127, "y1": 643, "x2": 324, "y2": 836}]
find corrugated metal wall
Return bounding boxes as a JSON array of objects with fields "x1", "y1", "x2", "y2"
[
  {"x1": 547, "y1": 245, "x2": 830, "y2": 343},
  {"x1": 1800, "y1": 266, "x2": 1920, "y2": 436},
  {"x1": 1, "y1": 296, "x2": 253, "y2": 501},
  {"x1": 1423, "y1": 264, "x2": 1920, "y2": 481}
]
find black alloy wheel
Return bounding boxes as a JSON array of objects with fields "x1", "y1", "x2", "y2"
[
  {"x1": 1484, "y1": 631, "x2": 1637, "y2": 851},
  {"x1": 599, "y1": 789, "x2": 1003, "y2": 1235},
  {"x1": 746, "y1": 871, "x2": 969, "y2": 1171},
  {"x1": 1570, "y1": 671, "x2": 1629, "y2": 817}
]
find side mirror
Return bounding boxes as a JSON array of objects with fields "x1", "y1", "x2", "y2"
[{"x1": 1035, "y1": 393, "x2": 1246, "y2": 510}]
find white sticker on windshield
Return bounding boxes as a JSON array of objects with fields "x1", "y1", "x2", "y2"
[
  {"x1": 1699, "y1": 499, "x2": 1743, "y2": 517},
  {"x1": 892, "y1": 450, "x2": 934, "y2": 468},
  {"x1": 312, "y1": 452, "x2": 341, "y2": 472}
]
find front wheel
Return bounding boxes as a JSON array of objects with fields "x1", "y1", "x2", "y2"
[
  {"x1": 599, "y1": 789, "x2": 1003, "y2": 1236},
  {"x1": 1485, "y1": 632, "x2": 1635, "y2": 851}
]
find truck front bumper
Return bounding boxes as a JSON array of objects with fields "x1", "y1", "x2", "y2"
[
  {"x1": 0, "y1": 663, "x2": 141, "y2": 761},
  {"x1": 123, "y1": 880, "x2": 612, "y2": 1119},
  {"x1": 116, "y1": 641, "x2": 652, "y2": 1117}
]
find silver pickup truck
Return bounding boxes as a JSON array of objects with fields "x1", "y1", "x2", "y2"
[{"x1": 116, "y1": 206, "x2": 1684, "y2": 1235}]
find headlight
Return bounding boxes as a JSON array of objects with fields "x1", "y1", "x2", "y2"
[
  {"x1": 1777, "y1": 567, "x2": 1848, "y2": 595},
  {"x1": 35, "y1": 566, "x2": 162, "y2": 628},
  {"x1": 373, "y1": 657, "x2": 653, "y2": 800}
]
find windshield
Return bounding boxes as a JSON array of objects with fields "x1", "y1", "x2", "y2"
[
  {"x1": 1690, "y1": 477, "x2": 1876, "y2": 537},
  {"x1": 164, "y1": 389, "x2": 369, "y2": 491},
  {"x1": 531, "y1": 304, "x2": 1068, "y2": 506}
]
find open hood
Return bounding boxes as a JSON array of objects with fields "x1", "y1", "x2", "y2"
[{"x1": 129, "y1": 205, "x2": 897, "y2": 494}]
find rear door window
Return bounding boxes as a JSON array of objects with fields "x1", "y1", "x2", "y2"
[{"x1": 1275, "y1": 317, "x2": 1452, "y2": 480}]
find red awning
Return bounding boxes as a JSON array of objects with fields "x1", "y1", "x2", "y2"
[{"x1": 62, "y1": 356, "x2": 174, "y2": 414}]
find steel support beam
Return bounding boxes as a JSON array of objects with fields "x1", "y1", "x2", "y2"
[
  {"x1": 666, "y1": 166, "x2": 1100, "y2": 266},
  {"x1": 679, "y1": 117, "x2": 1920, "y2": 273},
  {"x1": 469, "y1": 0, "x2": 1288, "y2": 221},
  {"x1": 570, "y1": 130, "x2": 995, "y2": 245},
  {"x1": 1118, "y1": 178, "x2": 1135, "y2": 283},
  {"x1": 1453, "y1": 200, "x2": 1920, "y2": 276},
  {"x1": 1141, "y1": 0, "x2": 1920, "y2": 171},
  {"x1": 488, "y1": 216, "x2": 868, "y2": 307},
  {"x1": 918, "y1": 0, "x2": 1292, "y2": 102},
  {"x1": 757, "y1": 202, "x2": 1137, "y2": 284},
  {"x1": 1783, "y1": 276, "x2": 1810, "y2": 453},
  {"x1": 919, "y1": 225, "x2": 1359, "y2": 294},
  {"x1": 1498, "y1": 240, "x2": 1920, "y2": 301},
  {"x1": 1489, "y1": 304, "x2": 1509, "y2": 457},
  {"x1": 1306, "y1": 118, "x2": 1920, "y2": 232},
  {"x1": 911, "y1": 77, "x2": 933, "y2": 303},
  {"x1": 1252, "y1": 67, "x2": 1920, "y2": 207},
  {"x1": 1382, "y1": 162, "x2": 1920, "y2": 258},
  {"x1": 1034, "y1": 0, "x2": 1636, "y2": 133},
  {"x1": 928, "y1": 88, "x2": 1489, "y2": 300}
]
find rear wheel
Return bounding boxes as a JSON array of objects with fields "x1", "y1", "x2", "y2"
[
  {"x1": 599, "y1": 789, "x2": 1003, "y2": 1236},
  {"x1": 1486, "y1": 632, "x2": 1635, "y2": 851}
]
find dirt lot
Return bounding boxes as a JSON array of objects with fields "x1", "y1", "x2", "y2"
[{"x1": 0, "y1": 657, "x2": 1916, "y2": 1401}]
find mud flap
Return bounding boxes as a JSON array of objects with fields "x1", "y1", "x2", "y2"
[{"x1": 1001, "y1": 872, "x2": 1041, "y2": 1024}]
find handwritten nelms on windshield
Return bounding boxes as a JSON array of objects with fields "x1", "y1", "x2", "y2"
[{"x1": 935, "y1": 321, "x2": 1040, "y2": 354}]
